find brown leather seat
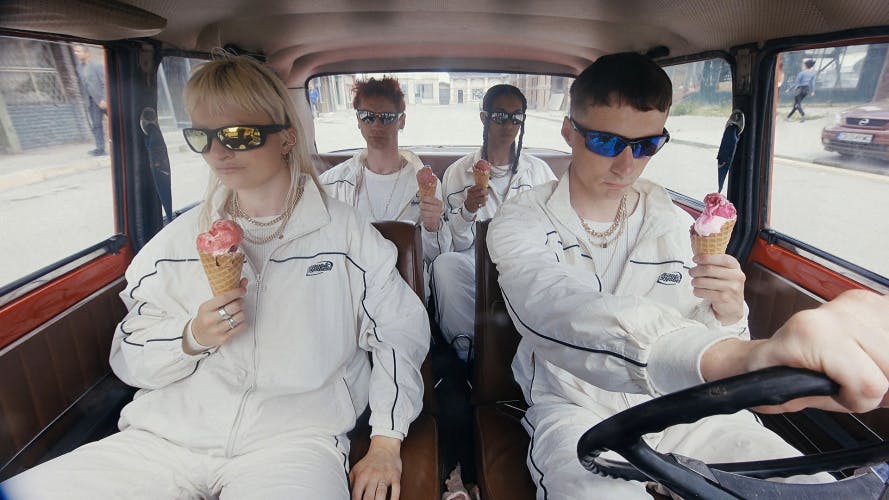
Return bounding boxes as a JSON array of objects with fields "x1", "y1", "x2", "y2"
[
  {"x1": 471, "y1": 219, "x2": 536, "y2": 500},
  {"x1": 348, "y1": 221, "x2": 440, "y2": 499}
]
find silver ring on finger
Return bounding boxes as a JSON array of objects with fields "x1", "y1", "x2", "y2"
[
  {"x1": 227, "y1": 317, "x2": 238, "y2": 330},
  {"x1": 217, "y1": 307, "x2": 232, "y2": 320}
]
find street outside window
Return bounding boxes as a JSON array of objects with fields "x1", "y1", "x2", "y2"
[
  {"x1": 0, "y1": 37, "x2": 115, "y2": 289},
  {"x1": 771, "y1": 43, "x2": 889, "y2": 281}
]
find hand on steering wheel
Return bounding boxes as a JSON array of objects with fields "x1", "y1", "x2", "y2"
[{"x1": 577, "y1": 367, "x2": 889, "y2": 499}]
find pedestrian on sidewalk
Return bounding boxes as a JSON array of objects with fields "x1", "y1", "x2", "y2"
[
  {"x1": 309, "y1": 84, "x2": 320, "y2": 117},
  {"x1": 786, "y1": 59, "x2": 816, "y2": 122},
  {"x1": 73, "y1": 44, "x2": 108, "y2": 156}
]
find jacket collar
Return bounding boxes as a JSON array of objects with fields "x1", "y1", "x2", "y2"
[
  {"x1": 338, "y1": 149, "x2": 425, "y2": 218},
  {"x1": 545, "y1": 165, "x2": 679, "y2": 247}
]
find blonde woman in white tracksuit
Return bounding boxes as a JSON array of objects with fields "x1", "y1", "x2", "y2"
[
  {"x1": 2, "y1": 56, "x2": 428, "y2": 500},
  {"x1": 487, "y1": 53, "x2": 853, "y2": 499},
  {"x1": 433, "y1": 84, "x2": 556, "y2": 359}
]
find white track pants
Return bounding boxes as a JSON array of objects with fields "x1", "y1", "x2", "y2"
[
  {"x1": 1, "y1": 428, "x2": 351, "y2": 500},
  {"x1": 431, "y1": 251, "x2": 476, "y2": 359},
  {"x1": 523, "y1": 402, "x2": 832, "y2": 500}
]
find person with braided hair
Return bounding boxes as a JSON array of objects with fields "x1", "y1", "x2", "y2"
[{"x1": 433, "y1": 84, "x2": 556, "y2": 360}]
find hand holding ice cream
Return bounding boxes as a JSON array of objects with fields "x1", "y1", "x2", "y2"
[
  {"x1": 463, "y1": 159, "x2": 492, "y2": 214},
  {"x1": 197, "y1": 219, "x2": 246, "y2": 296},
  {"x1": 690, "y1": 193, "x2": 737, "y2": 255},
  {"x1": 417, "y1": 165, "x2": 444, "y2": 231}
]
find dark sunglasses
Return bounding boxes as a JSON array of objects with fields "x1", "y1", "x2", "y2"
[
  {"x1": 356, "y1": 110, "x2": 403, "y2": 125},
  {"x1": 570, "y1": 118, "x2": 670, "y2": 158},
  {"x1": 182, "y1": 124, "x2": 286, "y2": 153},
  {"x1": 485, "y1": 111, "x2": 525, "y2": 125}
]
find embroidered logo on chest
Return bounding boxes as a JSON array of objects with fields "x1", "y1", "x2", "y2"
[
  {"x1": 656, "y1": 271, "x2": 682, "y2": 285},
  {"x1": 306, "y1": 260, "x2": 334, "y2": 276}
]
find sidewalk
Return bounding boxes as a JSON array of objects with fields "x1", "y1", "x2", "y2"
[{"x1": 0, "y1": 129, "x2": 190, "y2": 192}]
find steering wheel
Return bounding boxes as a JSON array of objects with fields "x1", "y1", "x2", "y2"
[{"x1": 577, "y1": 367, "x2": 889, "y2": 499}]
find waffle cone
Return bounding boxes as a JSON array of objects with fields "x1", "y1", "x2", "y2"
[
  {"x1": 473, "y1": 170, "x2": 490, "y2": 189},
  {"x1": 199, "y1": 251, "x2": 245, "y2": 296},
  {"x1": 418, "y1": 183, "x2": 436, "y2": 198},
  {"x1": 690, "y1": 219, "x2": 736, "y2": 255}
]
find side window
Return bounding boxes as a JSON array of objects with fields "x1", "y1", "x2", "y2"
[
  {"x1": 643, "y1": 58, "x2": 733, "y2": 202},
  {"x1": 0, "y1": 37, "x2": 115, "y2": 290},
  {"x1": 771, "y1": 43, "x2": 889, "y2": 283},
  {"x1": 156, "y1": 56, "x2": 208, "y2": 213}
]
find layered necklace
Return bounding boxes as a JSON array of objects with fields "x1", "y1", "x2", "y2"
[
  {"x1": 229, "y1": 175, "x2": 305, "y2": 244},
  {"x1": 354, "y1": 156, "x2": 407, "y2": 220},
  {"x1": 578, "y1": 194, "x2": 628, "y2": 249}
]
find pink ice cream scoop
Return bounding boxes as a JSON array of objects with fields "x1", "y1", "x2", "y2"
[
  {"x1": 473, "y1": 159, "x2": 492, "y2": 174},
  {"x1": 196, "y1": 219, "x2": 243, "y2": 256},
  {"x1": 692, "y1": 193, "x2": 737, "y2": 237},
  {"x1": 416, "y1": 166, "x2": 438, "y2": 194}
]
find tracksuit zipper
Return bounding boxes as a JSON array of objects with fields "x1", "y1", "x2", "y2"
[{"x1": 224, "y1": 269, "x2": 264, "y2": 457}]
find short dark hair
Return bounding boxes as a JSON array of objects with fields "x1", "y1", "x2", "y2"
[
  {"x1": 352, "y1": 76, "x2": 406, "y2": 112},
  {"x1": 804, "y1": 59, "x2": 816, "y2": 68},
  {"x1": 570, "y1": 52, "x2": 672, "y2": 115}
]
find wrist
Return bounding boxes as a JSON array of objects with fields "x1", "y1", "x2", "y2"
[
  {"x1": 182, "y1": 320, "x2": 210, "y2": 355},
  {"x1": 700, "y1": 337, "x2": 760, "y2": 382},
  {"x1": 369, "y1": 435, "x2": 402, "y2": 452}
]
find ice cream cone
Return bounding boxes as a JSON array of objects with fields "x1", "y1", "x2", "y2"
[
  {"x1": 473, "y1": 169, "x2": 490, "y2": 189},
  {"x1": 198, "y1": 250, "x2": 245, "y2": 296},
  {"x1": 690, "y1": 219, "x2": 736, "y2": 255},
  {"x1": 418, "y1": 183, "x2": 436, "y2": 198}
]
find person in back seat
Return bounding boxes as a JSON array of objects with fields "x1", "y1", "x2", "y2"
[
  {"x1": 2, "y1": 55, "x2": 429, "y2": 500},
  {"x1": 319, "y1": 76, "x2": 451, "y2": 295},
  {"x1": 434, "y1": 84, "x2": 556, "y2": 360},
  {"x1": 487, "y1": 52, "x2": 889, "y2": 499}
]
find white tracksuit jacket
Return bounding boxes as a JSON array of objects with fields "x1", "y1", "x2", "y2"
[
  {"x1": 109, "y1": 176, "x2": 430, "y2": 456},
  {"x1": 487, "y1": 175, "x2": 748, "y2": 414},
  {"x1": 442, "y1": 149, "x2": 556, "y2": 252},
  {"x1": 319, "y1": 150, "x2": 451, "y2": 262}
]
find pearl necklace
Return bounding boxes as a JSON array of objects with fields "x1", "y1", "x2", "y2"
[{"x1": 578, "y1": 194, "x2": 628, "y2": 248}]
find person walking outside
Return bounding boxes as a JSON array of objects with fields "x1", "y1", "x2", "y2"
[{"x1": 786, "y1": 59, "x2": 816, "y2": 122}]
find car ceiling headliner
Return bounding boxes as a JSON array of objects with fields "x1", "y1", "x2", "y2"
[{"x1": 3, "y1": 0, "x2": 889, "y2": 86}]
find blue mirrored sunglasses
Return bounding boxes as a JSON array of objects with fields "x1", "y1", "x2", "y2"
[
  {"x1": 570, "y1": 118, "x2": 670, "y2": 158},
  {"x1": 485, "y1": 111, "x2": 525, "y2": 125},
  {"x1": 356, "y1": 109, "x2": 403, "y2": 125}
]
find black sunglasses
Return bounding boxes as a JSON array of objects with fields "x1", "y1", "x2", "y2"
[
  {"x1": 356, "y1": 110, "x2": 403, "y2": 125},
  {"x1": 182, "y1": 124, "x2": 286, "y2": 154},
  {"x1": 570, "y1": 118, "x2": 670, "y2": 158},
  {"x1": 485, "y1": 111, "x2": 525, "y2": 125}
]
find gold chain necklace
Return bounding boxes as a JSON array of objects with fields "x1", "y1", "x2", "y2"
[
  {"x1": 578, "y1": 194, "x2": 628, "y2": 248},
  {"x1": 356, "y1": 157, "x2": 407, "y2": 220},
  {"x1": 231, "y1": 193, "x2": 284, "y2": 226},
  {"x1": 229, "y1": 176, "x2": 305, "y2": 245}
]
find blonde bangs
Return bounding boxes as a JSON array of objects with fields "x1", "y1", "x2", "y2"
[{"x1": 184, "y1": 60, "x2": 288, "y2": 126}]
